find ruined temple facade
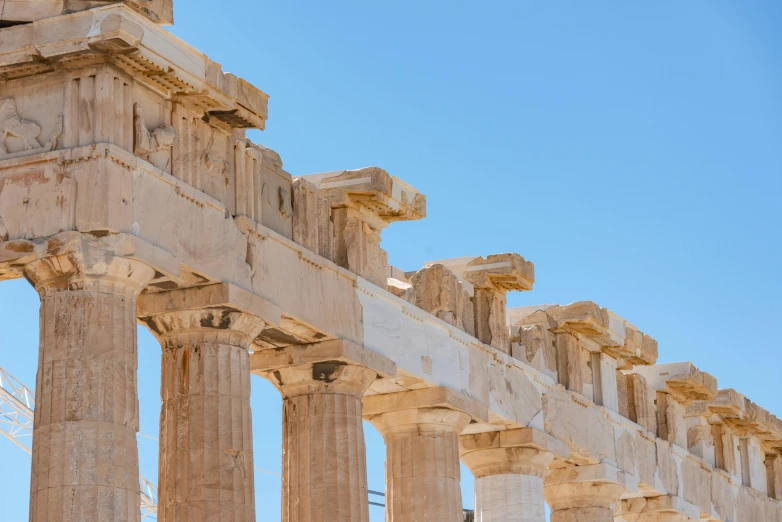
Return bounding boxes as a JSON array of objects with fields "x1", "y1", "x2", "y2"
[{"x1": 0, "y1": 2, "x2": 780, "y2": 522}]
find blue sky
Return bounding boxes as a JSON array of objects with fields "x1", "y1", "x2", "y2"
[{"x1": 1, "y1": 1, "x2": 781, "y2": 520}]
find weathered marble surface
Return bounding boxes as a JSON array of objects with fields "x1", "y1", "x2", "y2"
[{"x1": 1, "y1": 3, "x2": 781, "y2": 522}]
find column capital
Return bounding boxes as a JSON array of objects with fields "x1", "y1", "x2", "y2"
[
  {"x1": 364, "y1": 386, "x2": 486, "y2": 437},
  {"x1": 142, "y1": 308, "x2": 266, "y2": 349},
  {"x1": 251, "y1": 339, "x2": 394, "y2": 399},
  {"x1": 26, "y1": 234, "x2": 152, "y2": 522},
  {"x1": 137, "y1": 283, "x2": 281, "y2": 348},
  {"x1": 138, "y1": 283, "x2": 282, "y2": 349},
  {"x1": 544, "y1": 463, "x2": 639, "y2": 512},
  {"x1": 460, "y1": 428, "x2": 569, "y2": 478},
  {"x1": 23, "y1": 232, "x2": 154, "y2": 296},
  {"x1": 616, "y1": 495, "x2": 701, "y2": 522},
  {"x1": 366, "y1": 387, "x2": 476, "y2": 521}
]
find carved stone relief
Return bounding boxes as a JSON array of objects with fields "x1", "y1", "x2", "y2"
[
  {"x1": 279, "y1": 187, "x2": 292, "y2": 219},
  {"x1": 410, "y1": 263, "x2": 474, "y2": 336},
  {"x1": 202, "y1": 129, "x2": 230, "y2": 201},
  {"x1": 342, "y1": 214, "x2": 387, "y2": 287},
  {"x1": 0, "y1": 99, "x2": 63, "y2": 158},
  {"x1": 133, "y1": 102, "x2": 177, "y2": 170}
]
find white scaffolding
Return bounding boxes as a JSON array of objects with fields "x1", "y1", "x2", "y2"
[{"x1": 0, "y1": 366, "x2": 159, "y2": 520}]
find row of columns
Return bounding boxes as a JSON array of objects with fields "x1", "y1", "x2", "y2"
[{"x1": 21, "y1": 244, "x2": 653, "y2": 522}]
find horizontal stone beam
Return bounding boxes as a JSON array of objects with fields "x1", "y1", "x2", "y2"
[
  {"x1": 250, "y1": 339, "x2": 397, "y2": 380},
  {"x1": 137, "y1": 282, "x2": 283, "y2": 327},
  {"x1": 363, "y1": 386, "x2": 488, "y2": 423}
]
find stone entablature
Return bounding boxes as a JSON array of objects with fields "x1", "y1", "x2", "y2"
[
  {"x1": 299, "y1": 168, "x2": 426, "y2": 288},
  {"x1": 0, "y1": 5, "x2": 267, "y2": 140},
  {"x1": 0, "y1": 0, "x2": 173, "y2": 24},
  {"x1": 1, "y1": 3, "x2": 781, "y2": 522}
]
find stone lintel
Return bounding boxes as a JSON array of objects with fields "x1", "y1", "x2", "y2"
[
  {"x1": 461, "y1": 253, "x2": 534, "y2": 292},
  {"x1": 0, "y1": 5, "x2": 268, "y2": 130},
  {"x1": 0, "y1": 1, "x2": 174, "y2": 24},
  {"x1": 249, "y1": 338, "x2": 397, "y2": 379},
  {"x1": 633, "y1": 363, "x2": 718, "y2": 403},
  {"x1": 137, "y1": 282, "x2": 282, "y2": 326},
  {"x1": 302, "y1": 167, "x2": 426, "y2": 224},
  {"x1": 707, "y1": 389, "x2": 782, "y2": 445},
  {"x1": 544, "y1": 301, "x2": 610, "y2": 340},
  {"x1": 459, "y1": 427, "x2": 569, "y2": 460},
  {"x1": 511, "y1": 302, "x2": 658, "y2": 365},
  {"x1": 619, "y1": 495, "x2": 701, "y2": 521},
  {"x1": 545, "y1": 462, "x2": 639, "y2": 495},
  {"x1": 611, "y1": 319, "x2": 658, "y2": 366},
  {"x1": 0, "y1": 228, "x2": 187, "y2": 284},
  {"x1": 363, "y1": 386, "x2": 488, "y2": 423}
]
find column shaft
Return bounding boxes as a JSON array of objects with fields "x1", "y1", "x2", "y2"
[
  {"x1": 459, "y1": 433, "x2": 559, "y2": 522},
  {"x1": 474, "y1": 473, "x2": 545, "y2": 522},
  {"x1": 283, "y1": 391, "x2": 368, "y2": 522},
  {"x1": 544, "y1": 466, "x2": 630, "y2": 522},
  {"x1": 143, "y1": 309, "x2": 265, "y2": 522},
  {"x1": 275, "y1": 363, "x2": 376, "y2": 522},
  {"x1": 159, "y1": 338, "x2": 255, "y2": 521},
  {"x1": 372, "y1": 408, "x2": 471, "y2": 522},
  {"x1": 27, "y1": 257, "x2": 153, "y2": 522}
]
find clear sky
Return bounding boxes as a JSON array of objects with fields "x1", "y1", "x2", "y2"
[{"x1": 1, "y1": 1, "x2": 781, "y2": 520}]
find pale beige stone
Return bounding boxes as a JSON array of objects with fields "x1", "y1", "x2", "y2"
[
  {"x1": 364, "y1": 388, "x2": 480, "y2": 521},
  {"x1": 0, "y1": 0, "x2": 173, "y2": 24},
  {"x1": 460, "y1": 429, "x2": 567, "y2": 522},
  {"x1": 710, "y1": 470, "x2": 739, "y2": 522},
  {"x1": 137, "y1": 290, "x2": 267, "y2": 522},
  {"x1": 24, "y1": 233, "x2": 155, "y2": 522},
  {"x1": 632, "y1": 362, "x2": 718, "y2": 404},
  {"x1": 291, "y1": 177, "x2": 331, "y2": 257},
  {"x1": 617, "y1": 495, "x2": 700, "y2": 522},
  {"x1": 545, "y1": 464, "x2": 637, "y2": 522},
  {"x1": 252, "y1": 341, "x2": 393, "y2": 522},
  {"x1": 634, "y1": 433, "x2": 657, "y2": 493},
  {"x1": 681, "y1": 457, "x2": 712, "y2": 515},
  {"x1": 370, "y1": 407, "x2": 471, "y2": 522},
  {"x1": 509, "y1": 317, "x2": 558, "y2": 379},
  {"x1": 654, "y1": 439, "x2": 680, "y2": 497},
  {"x1": 410, "y1": 263, "x2": 475, "y2": 336},
  {"x1": 626, "y1": 373, "x2": 657, "y2": 435},
  {"x1": 768, "y1": 453, "x2": 782, "y2": 500},
  {"x1": 386, "y1": 276, "x2": 415, "y2": 304},
  {"x1": 556, "y1": 332, "x2": 585, "y2": 394},
  {"x1": 3, "y1": 3, "x2": 782, "y2": 521},
  {"x1": 464, "y1": 253, "x2": 533, "y2": 353},
  {"x1": 542, "y1": 385, "x2": 615, "y2": 464},
  {"x1": 302, "y1": 167, "x2": 425, "y2": 288}
]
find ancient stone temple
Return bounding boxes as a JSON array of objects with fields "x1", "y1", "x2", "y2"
[{"x1": 0, "y1": 2, "x2": 781, "y2": 521}]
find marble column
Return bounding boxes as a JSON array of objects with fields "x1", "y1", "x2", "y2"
[
  {"x1": 274, "y1": 362, "x2": 377, "y2": 522},
  {"x1": 143, "y1": 309, "x2": 266, "y2": 522},
  {"x1": 544, "y1": 464, "x2": 636, "y2": 522},
  {"x1": 25, "y1": 247, "x2": 154, "y2": 522},
  {"x1": 460, "y1": 429, "x2": 567, "y2": 522},
  {"x1": 370, "y1": 407, "x2": 472, "y2": 522}
]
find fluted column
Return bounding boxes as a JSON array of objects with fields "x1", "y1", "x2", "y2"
[
  {"x1": 370, "y1": 407, "x2": 472, "y2": 522},
  {"x1": 275, "y1": 362, "x2": 377, "y2": 522},
  {"x1": 544, "y1": 464, "x2": 636, "y2": 522},
  {"x1": 143, "y1": 309, "x2": 266, "y2": 522},
  {"x1": 25, "y1": 240, "x2": 154, "y2": 522},
  {"x1": 460, "y1": 429, "x2": 567, "y2": 522}
]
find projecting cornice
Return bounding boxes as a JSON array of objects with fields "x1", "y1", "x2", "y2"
[{"x1": 0, "y1": 5, "x2": 268, "y2": 129}]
